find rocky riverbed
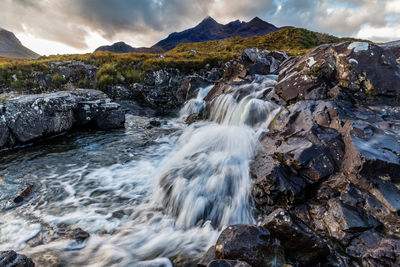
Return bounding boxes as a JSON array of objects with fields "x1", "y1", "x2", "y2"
[{"x1": 1, "y1": 41, "x2": 400, "y2": 267}]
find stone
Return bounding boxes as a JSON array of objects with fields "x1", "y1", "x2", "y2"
[
  {"x1": 13, "y1": 184, "x2": 34, "y2": 203},
  {"x1": 215, "y1": 225, "x2": 284, "y2": 267},
  {"x1": 0, "y1": 251, "x2": 35, "y2": 267},
  {"x1": 0, "y1": 89, "x2": 125, "y2": 150},
  {"x1": 275, "y1": 42, "x2": 400, "y2": 103},
  {"x1": 262, "y1": 209, "x2": 330, "y2": 265}
]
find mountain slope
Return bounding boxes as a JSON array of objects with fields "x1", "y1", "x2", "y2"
[
  {"x1": 153, "y1": 16, "x2": 278, "y2": 51},
  {"x1": 0, "y1": 28, "x2": 40, "y2": 59}
]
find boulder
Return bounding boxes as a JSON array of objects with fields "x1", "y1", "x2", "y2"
[
  {"x1": 262, "y1": 209, "x2": 330, "y2": 265},
  {"x1": 0, "y1": 251, "x2": 35, "y2": 267},
  {"x1": 275, "y1": 42, "x2": 400, "y2": 103},
  {"x1": 0, "y1": 89, "x2": 125, "y2": 150},
  {"x1": 215, "y1": 225, "x2": 284, "y2": 267},
  {"x1": 346, "y1": 230, "x2": 400, "y2": 266}
]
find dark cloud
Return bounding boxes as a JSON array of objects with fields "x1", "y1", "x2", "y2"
[{"x1": 0, "y1": 0, "x2": 399, "y2": 50}]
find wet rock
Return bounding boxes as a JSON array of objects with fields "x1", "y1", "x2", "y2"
[
  {"x1": 276, "y1": 42, "x2": 400, "y2": 103},
  {"x1": 206, "y1": 49, "x2": 287, "y2": 101},
  {"x1": 0, "y1": 251, "x2": 35, "y2": 267},
  {"x1": 321, "y1": 198, "x2": 379, "y2": 245},
  {"x1": 149, "y1": 120, "x2": 161, "y2": 127},
  {"x1": 346, "y1": 230, "x2": 400, "y2": 266},
  {"x1": 251, "y1": 123, "x2": 344, "y2": 213},
  {"x1": 0, "y1": 89, "x2": 125, "y2": 150},
  {"x1": 13, "y1": 184, "x2": 34, "y2": 203},
  {"x1": 207, "y1": 260, "x2": 251, "y2": 267},
  {"x1": 262, "y1": 209, "x2": 330, "y2": 265},
  {"x1": 54, "y1": 225, "x2": 90, "y2": 243},
  {"x1": 215, "y1": 225, "x2": 284, "y2": 267}
]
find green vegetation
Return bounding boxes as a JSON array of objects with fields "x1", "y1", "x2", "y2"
[
  {"x1": 51, "y1": 73, "x2": 66, "y2": 88},
  {"x1": 169, "y1": 27, "x2": 367, "y2": 56},
  {"x1": 0, "y1": 27, "x2": 368, "y2": 92}
]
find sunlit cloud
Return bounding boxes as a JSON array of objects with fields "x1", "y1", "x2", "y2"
[{"x1": 1, "y1": 0, "x2": 400, "y2": 55}]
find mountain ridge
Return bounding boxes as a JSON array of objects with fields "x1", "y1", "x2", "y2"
[
  {"x1": 153, "y1": 16, "x2": 278, "y2": 51},
  {"x1": 94, "y1": 16, "x2": 279, "y2": 54}
]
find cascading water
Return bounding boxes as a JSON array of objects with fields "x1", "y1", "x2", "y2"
[{"x1": 0, "y1": 75, "x2": 280, "y2": 266}]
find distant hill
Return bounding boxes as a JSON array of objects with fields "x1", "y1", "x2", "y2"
[
  {"x1": 0, "y1": 28, "x2": 40, "y2": 59},
  {"x1": 379, "y1": 40, "x2": 400, "y2": 58},
  {"x1": 153, "y1": 16, "x2": 278, "y2": 51},
  {"x1": 168, "y1": 27, "x2": 368, "y2": 56},
  {"x1": 94, "y1": 41, "x2": 164, "y2": 54}
]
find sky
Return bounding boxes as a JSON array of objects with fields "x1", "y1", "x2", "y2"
[{"x1": 1, "y1": 0, "x2": 400, "y2": 55}]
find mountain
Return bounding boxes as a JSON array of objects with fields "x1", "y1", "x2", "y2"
[
  {"x1": 94, "y1": 41, "x2": 164, "y2": 54},
  {"x1": 0, "y1": 28, "x2": 40, "y2": 59},
  {"x1": 95, "y1": 41, "x2": 137, "y2": 53},
  {"x1": 153, "y1": 16, "x2": 278, "y2": 51}
]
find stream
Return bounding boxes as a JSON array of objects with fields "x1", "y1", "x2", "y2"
[{"x1": 0, "y1": 75, "x2": 280, "y2": 266}]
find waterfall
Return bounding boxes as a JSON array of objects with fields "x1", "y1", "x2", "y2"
[{"x1": 11, "y1": 75, "x2": 281, "y2": 266}]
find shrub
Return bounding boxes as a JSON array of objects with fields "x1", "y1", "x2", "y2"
[{"x1": 51, "y1": 73, "x2": 66, "y2": 88}]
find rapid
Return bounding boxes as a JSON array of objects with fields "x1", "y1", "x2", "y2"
[{"x1": 0, "y1": 75, "x2": 281, "y2": 266}]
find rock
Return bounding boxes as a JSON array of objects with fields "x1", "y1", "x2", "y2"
[
  {"x1": 54, "y1": 225, "x2": 90, "y2": 243},
  {"x1": 104, "y1": 84, "x2": 140, "y2": 100},
  {"x1": 346, "y1": 230, "x2": 400, "y2": 266},
  {"x1": 13, "y1": 184, "x2": 34, "y2": 203},
  {"x1": 276, "y1": 42, "x2": 400, "y2": 103},
  {"x1": 207, "y1": 260, "x2": 251, "y2": 267},
  {"x1": 0, "y1": 251, "x2": 35, "y2": 267},
  {"x1": 380, "y1": 40, "x2": 400, "y2": 59},
  {"x1": 215, "y1": 225, "x2": 284, "y2": 267},
  {"x1": 149, "y1": 120, "x2": 161, "y2": 127},
  {"x1": 262, "y1": 209, "x2": 330, "y2": 265},
  {"x1": 251, "y1": 123, "x2": 344, "y2": 213},
  {"x1": 0, "y1": 89, "x2": 125, "y2": 150}
]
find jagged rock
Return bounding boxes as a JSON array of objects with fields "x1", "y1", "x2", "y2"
[
  {"x1": 205, "y1": 49, "x2": 287, "y2": 101},
  {"x1": 0, "y1": 251, "x2": 35, "y2": 267},
  {"x1": 104, "y1": 84, "x2": 140, "y2": 100},
  {"x1": 346, "y1": 230, "x2": 400, "y2": 266},
  {"x1": 215, "y1": 225, "x2": 284, "y2": 266},
  {"x1": 262, "y1": 209, "x2": 330, "y2": 265},
  {"x1": 0, "y1": 89, "x2": 125, "y2": 150},
  {"x1": 251, "y1": 124, "x2": 344, "y2": 213},
  {"x1": 276, "y1": 42, "x2": 400, "y2": 103},
  {"x1": 241, "y1": 48, "x2": 279, "y2": 75}
]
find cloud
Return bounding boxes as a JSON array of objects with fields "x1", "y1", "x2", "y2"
[{"x1": 1, "y1": 0, "x2": 400, "y2": 53}]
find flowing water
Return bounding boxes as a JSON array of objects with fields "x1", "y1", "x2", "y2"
[{"x1": 0, "y1": 75, "x2": 280, "y2": 266}]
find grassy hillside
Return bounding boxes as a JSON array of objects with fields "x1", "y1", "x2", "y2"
[{"x1": 168, "y1": 27, "x2": 367, "y2": 56}]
